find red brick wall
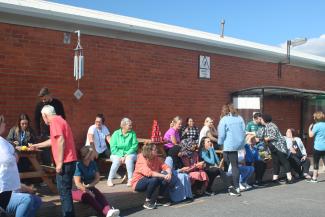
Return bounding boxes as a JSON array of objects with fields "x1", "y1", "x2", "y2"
[{"x1": 1, "y1": 23, "x2": 325, "y2": 149}]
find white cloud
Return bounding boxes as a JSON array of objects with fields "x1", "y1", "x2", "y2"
[{"x1": 280, "y1": 34, "x2": 325, "y2": 57}]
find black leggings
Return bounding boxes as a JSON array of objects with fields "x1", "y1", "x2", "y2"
[
  {"x1": 204, "y1": 167, "x2": 229, "y2": 191},
  {"x1": 223, "y1": 151, "x2": 239, "y2": 188},
  {"x1": 271, "y1": 150, "x2": 291, "y2": 175},
  {"x1": 289, "y1": 154, "x2": 311, "y2": 175},
  {"x1": 246, "y1": 160, "x2": 266, "y2": 182},
  {"x1": 313, "y1": 149, "x2": 325, "y2": 170},
  {"x1": 0, "y1": 191, "x2": 12, "y2": 210}
]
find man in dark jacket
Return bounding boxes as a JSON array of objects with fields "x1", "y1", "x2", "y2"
[{"x1": 34, "y1": 87, "x2": 65, "y2": 165}]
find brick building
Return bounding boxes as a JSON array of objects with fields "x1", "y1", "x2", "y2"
[{"x1": 1, "y1": 0, "x2": 325, "y2": 152}]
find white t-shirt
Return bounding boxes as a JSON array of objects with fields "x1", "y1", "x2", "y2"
[
  {"x1": 0, "y1": 136, "x2": 20, "y2": 193},
  {"x1": 199, "y1": 126, "x2": 210, "y2": 147},
  {"x1": 85, "y1": 124, "x2": 110, "y2": 154}
]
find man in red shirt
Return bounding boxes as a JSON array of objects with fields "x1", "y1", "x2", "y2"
[{"x1": 32, "y1": 105, "x2": 77, "y2": 217}]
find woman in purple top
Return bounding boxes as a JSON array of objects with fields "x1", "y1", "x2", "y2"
[{"x1": 163, "y1": 116, "x2": 182, "y2": 153}]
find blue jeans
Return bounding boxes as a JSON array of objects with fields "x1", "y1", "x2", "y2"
[
  {"x1": 6, "y1": 193, "x2": 42, "y2": 217},
  {"x1": 108, "y1": 154, "x2": 137, "y2": 180},
  {"x1": 56, "y1": 161, "x2": 76, "y2": 217},
  {"x1": 239, "y1": 165, "x2": 254, "y2": 183},
  {"x1": 135, "y1": 177, "x2": 169, "y2": 200}
]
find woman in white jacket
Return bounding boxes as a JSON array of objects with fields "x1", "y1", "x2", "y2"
[
  {"x1": 285, "y1": 128, "x2": 311, "y2": 179},
  {"x1": 0, "y1": 115, "x2": 20, "y2": 211}
]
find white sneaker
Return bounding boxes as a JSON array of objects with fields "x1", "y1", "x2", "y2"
[
  {"x1": 245, "y1": 183, "x2": 252, "y2": 190},
  {"x1": 239, "y1": 183, "x2": 246, "y2": 191},
  {"x1": 106, "y1": 208, "x2": 120, "y2": 217},
  {"x1": 107, "y1": 179, "x2": 114, "y2": 187},
  {"x1": 126, "y1": 180, "x2": 132, "y2": 187}
]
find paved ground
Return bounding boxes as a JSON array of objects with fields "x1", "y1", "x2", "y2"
[{"x1": 123, "y1": 173, "x2": 325, "y2": 217}]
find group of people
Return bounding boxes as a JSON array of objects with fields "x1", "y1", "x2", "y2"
[{"x1": 1, "y1": 87, "x2": 325, "y2": 217}]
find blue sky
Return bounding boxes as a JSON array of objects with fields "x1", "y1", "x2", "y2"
[{"x1": 51, "y1": 0, "x2": 325, "y2": 57}]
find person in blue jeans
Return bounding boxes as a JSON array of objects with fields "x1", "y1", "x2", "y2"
[
  {"x1": 245, "y1": 134, "x2": 267, "y2": 186},
  {"x1": 6, "y1": 184, "x2": 42, "y2": 217}
]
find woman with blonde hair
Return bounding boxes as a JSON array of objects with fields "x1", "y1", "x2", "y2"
[
  {"x1": 163, "y1": 116, "x2": 182, "y2": 152},
  {"x1": 308, "y1": 111, "x2": 325, "y2": 183},
  {"x1": 198, "y1": 117, "x2": 218, "y2": 147}
]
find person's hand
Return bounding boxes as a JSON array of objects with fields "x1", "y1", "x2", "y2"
[
  {"x1": 179, "y1": 167, "x2": 190, "y2": 173},
  {"x1": 290, "y1": 147, "x2": 297, "y2": 154},
  {"x1": 120, "y1": 157, "x2": 126, "y2": 164},
  {"x1": 164, "y1": 173, "x2": 172, "y2": 182},
  {"x1": 301, "y1": 156, "x2": 307, "y2": 162},
  {"x1": 56, "y1": 162, "x2": 63, "y2": 174},
  {"x1": 13, "y1": 141, "x2": 19, "y2": 146},
  {"x1": 28, "y1": 144, "x2": 38, "y2": 151},
  {"x1": 94, "y1": 151, "x2": 99, "y2": 159}
]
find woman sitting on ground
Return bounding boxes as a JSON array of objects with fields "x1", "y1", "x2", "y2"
[
  {"x1": 131, "y1": 143, "x2": 173, "y2": 210},
  {"x1": 180, "y1": 138, "x2": 208, "y2": 196},
  {"x1": 165, "y1": 145, "x2": 193, "y2": 203},
  {"x1": 198, "y1": 117, "x2": 218, "y2": 148},
  {"x1": 107, "y1": 117, "x2": 138, "y2": 187},
  {"x1": 73, "y1": 146, "x2": 120, "y2": 217},
  {"x1": 256, "y1": 114, "x2": 293, "y2": 184},
  {"x1": 199, "y1": 137, "x2": 230, "y2": 195},
  {"x1": 180, "y1": 117, "x2": 200, "y2": 144},
  {"x1": 7, "y1": 113, "x2": 36, "y2": 172},
  {"x1": 285, "y1": 128, "x2": 311, "y2": 179},
  {"x1": 163, "y1": 116, "x2": 182, "y2": 153}
]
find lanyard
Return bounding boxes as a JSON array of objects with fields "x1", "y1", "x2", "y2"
[
  {"x1": 96, "y1": 129, "x2": 102, "y2": 148},
  {"x1": 20, "y1": 131, "x2": 25, "y2": 145}
]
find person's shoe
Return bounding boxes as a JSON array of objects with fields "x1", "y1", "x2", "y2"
[
  {"x1": 270, "y1": 179, "x2": 281, "y2": 186},
  {"x1": 143, "y1": 201, "x2": 156, "y2": 210},
  {"x1": 307, "y1": 178, "x2": 318, "y2": 183},
  {"x1": 107, "y1": 179, "x2": 114, "y2": 187},
  {"x1": 204, "y1": 191, "x2": 216, "y2": 196},
  {"x1": 228, "y1": 186, "x2": 241, "y2": 196},
  {"x1": 245, "y1": 183, "x2": 252, "y2": 190},
  {"x1": 106, "y1": 208, "x2": 120, "y2": 217},
  {"x1": 126, "y1": 180, "x2": 132, "y2": 187},
  {"x1": 286, "y1": 179, "x2": 294, "y2": 184},
  {"x1": 156, "y1": 197, "x2": 172, "y2": 206},
  {"x1": 239, "y1": 183, "x2": 246, "y2": 191}
]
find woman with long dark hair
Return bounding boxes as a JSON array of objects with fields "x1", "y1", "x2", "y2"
[
  {"x1": 7, "y1": 113, "x2": 35, "y2": 172},
  {"x1": 7, "y1": 113, "x2": 36, "y2": 147},
  {"x1": 256, "y1": 114, "x2": 293, "y2": 184}
]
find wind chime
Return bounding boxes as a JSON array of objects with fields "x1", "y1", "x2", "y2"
[{"x1": 73, "y1": 30, "x2": 84, "y2": 100}]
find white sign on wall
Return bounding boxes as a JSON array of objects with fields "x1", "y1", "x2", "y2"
[
  {"x1": 199, "y1": 55, "x2": 210, "y2": 79},
  {"x1": 233, "y1": 97, "x2": 260, "y2": 109}
]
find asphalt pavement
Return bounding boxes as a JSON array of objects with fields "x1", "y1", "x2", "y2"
[{"x1": 123, "y1": 173, "x2": 325, "y2": 217}]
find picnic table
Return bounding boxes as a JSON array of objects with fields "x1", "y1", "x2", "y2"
[{"x1": 17, "y1": 148, "x2": 57, "y2": 193}]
